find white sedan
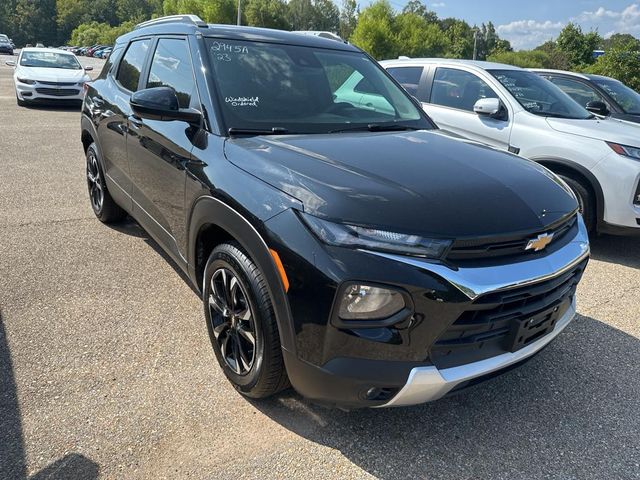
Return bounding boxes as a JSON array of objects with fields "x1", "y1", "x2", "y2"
[{"x1": 5, "y1": 48, "x2": 93, "y2": 106}]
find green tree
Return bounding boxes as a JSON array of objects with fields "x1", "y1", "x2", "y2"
[
  {"x1": 116, "y1": 0, "x2": 163, "y2": 23},
  {"x1": 394, "y1": 13, "x2": 448, "y2": 58},
  {"x1": 338, "y1": 0, "x2": 357, "y2": 39},
  {"x1": 602, "y1": 33, "x2": 640, "y2": 51},
  {"x1": 312, "y1": 0, "x2": 340, "y2": 31},
  {"x1": 586, "y1": 40, "x2": 640, "y2": 91},
  {"x1": 556, "y1": 22, "x2": 602, "y2": 68},
  {"x1": 533, "y1": 40, "x2": 570, "y2": 69},
  {"x1": 163, "y1": 0, "x2": 235, "y2": 24},
  {"x1": 487, "y1": 50, "x2": 551, "y2": 68},
  {"x1": 401, "y1": 0, "x2": 437, "y2": 23},
  {"x1": 442, "y1": 18, "x2": 473, "y2": 58},
  {"x1": 244, "y1": 0, "x2": 288, "y2": 29},
  {"x1": 349, "y1": 0, "x2": 397, "y2": 59},
  {"x1": 12, "y1": 0, "x2": 57, "y2": 46}
]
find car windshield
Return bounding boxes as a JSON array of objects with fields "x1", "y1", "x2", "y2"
[
  {"x1": 592, "y1": 77, "x2": 640, "y2": 115},
  {"x1": 489, "y1": 69, "x2": 593, "y2": 119},
  {"x1": 206, "y1": 39, "x2": 430, "y2": 134},
  {"x1": 20, "y1": 51, "x2": 81, "y2": 70}
]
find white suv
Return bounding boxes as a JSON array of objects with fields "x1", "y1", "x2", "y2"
[{"x1": 380, "y1": 58, "x2": 640, "y2": 235}]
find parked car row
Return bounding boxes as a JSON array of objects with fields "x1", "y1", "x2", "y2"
[{"x1": 66, "y1": 44, "x2": 113, "y2": 58}]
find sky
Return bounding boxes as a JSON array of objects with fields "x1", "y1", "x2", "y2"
[{"x1": 386, "y1": 1, "x2": 640, "y2": 50}]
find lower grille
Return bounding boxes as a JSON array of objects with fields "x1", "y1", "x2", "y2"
[
  {"x1": 430, "y1": 258, "x2": 588, "y2": 369},
  {"x1": 35, "y1": 88, "x2": 80, "y2": 97}
]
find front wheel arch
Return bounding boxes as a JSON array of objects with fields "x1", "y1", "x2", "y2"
[
  {"x1": 187, "y1": 196, "x2": 296, "y2": 355},
  {"x1": 534, "y1": 158, "x2": 604, "y2": 231}
]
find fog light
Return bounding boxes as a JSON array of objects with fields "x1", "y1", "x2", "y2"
[{"x1": 339, "y1": 284, "x2": 405, "y2": 320}]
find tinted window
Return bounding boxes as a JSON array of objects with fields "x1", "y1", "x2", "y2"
[
  {"x1": 490, "y1": 69, "x2": 592, "y2": 120},
  {"x1": 430, "y1": 68, "x2": 498, "y2": 111},
  {"x1": 99, "y1": 45, "x2": 123, "y2": 79},
  {"x1": 147, "y1": 38, "x2": 196, "y2": 109},
  {"x1": 547, "y1": 76, "x2": 605, "y2": 108},
  {"x1": 207, "y1": 39, "x2": 428, "y2": 134},
  {"x1": 387, "y1": 66, "x2": 424, "y2": 98},
  {"x1": 116, "y1": 39, "x2": 150, "y2": 92},
  {"x1": 593, "y1": 77, "x2": 640, "y2": 114}
]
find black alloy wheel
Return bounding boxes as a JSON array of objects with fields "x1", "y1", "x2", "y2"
[{"x1": 208, "y1": 267, "x2": 257, "y2": 375}]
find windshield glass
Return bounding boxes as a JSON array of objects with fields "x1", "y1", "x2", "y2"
[
  {"x1": 489, "y1": 69, "x2": 592, "y2": 119},
  {"x1": 20, "y1": 51, "x2": 81, "y2": 70},
  {"x1": 206, "y1": 39, "x2": 430, "y2": 134},
  {"x1": 593, "y1": 77, "x2": 640, "y2": 114}
]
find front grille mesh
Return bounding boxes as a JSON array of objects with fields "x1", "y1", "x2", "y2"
[
  {"x1": 429, "y1": 258, "x2": 588, "y2": 369},
  {"x1": 38, "y1": 81, "x2": 77, "y2": 86}
]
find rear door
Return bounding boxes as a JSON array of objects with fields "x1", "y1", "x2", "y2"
[
  {"x1": 423, "y1": 66, "x2": 513, "y2": 150},
  {"x1": 126, "y1": 36, "x2": 201, "y2": 264}
]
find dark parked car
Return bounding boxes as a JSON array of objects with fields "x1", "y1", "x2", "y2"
[
  {"x1": 0, "y1": 38, "x2": 13, "y2": 55},
  {"x1": 533, "y1": 69, "x2": 640, "y2": 124},
  {"x1": 81, "y1": 16, "x2": 590, "y2": 408}
]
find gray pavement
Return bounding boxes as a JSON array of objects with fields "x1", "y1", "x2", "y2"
[{"x1": 0, "y1": 52, "x2": 639, "y2": 480}]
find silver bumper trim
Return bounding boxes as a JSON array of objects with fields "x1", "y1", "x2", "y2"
[
  {"x1": 365, "y1": 216, "x2": 590, "y2": 300},
  {"x1": 379, "y1": 299, "x2": 577, "y2": 407}
]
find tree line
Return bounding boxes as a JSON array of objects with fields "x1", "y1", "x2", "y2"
[{"x1": 0, "y1": 0, "x2": 636, "y2": 89}]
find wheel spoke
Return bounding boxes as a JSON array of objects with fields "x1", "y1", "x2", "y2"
[
  {"x1": 212, "y1": 321, "x2": 229, "y2": 339},
  {"x1": 208, "y1": 294, "x2": 225, "y2": 316},
  {"x1": 229, "y1": 276, "x2": 239, "y2": 310},
  {"x1": 237, "y1": 335, "x2": 252, "y2": 372},
  {"x1": 237, "y1": 307, "x2": 251, "y2": 321},
  {"x1": 231, "y1": 335, "x2": 242, "y2": 374},
  {"x1": 237, "y1": 326, "x2": 255, "y2": 346},
  {"x1": 220, "y1": 333, "x2": 230, "y2": 360}
]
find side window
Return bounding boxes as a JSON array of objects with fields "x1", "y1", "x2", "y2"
[
  {"x1": 547, "y1": 76, "x2": 605, "y2": 108},
  {"x1": 386, "y1": 66, "x2": 424, "y2": 99},
  {"x1": 430, "y1": 67, "x2": 499, "y2": 112},
  {"x1": 327, "y1": 67, "x2": 395, "y2": 115},
  {"x1": 146, "y1": 38, "x2": 196, "y2": 109},
  {"x1": 99, "y1": 45, "x2": 123, "y2": 79},
  {"x1": 116, "y1": 39, "x2": 151, "y2": 92}
]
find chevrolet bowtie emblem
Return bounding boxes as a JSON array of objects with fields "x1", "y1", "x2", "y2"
[{"x1": 525, "y1": 233, "x2": 555, "y2": 252}]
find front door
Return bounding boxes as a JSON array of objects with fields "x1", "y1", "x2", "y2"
[
  {"x1": 424, "y1": 67, "x2": 512, "y2": 150},
  {"x1": 126, "y1": 36, "x2": 201, "y2": 264}
]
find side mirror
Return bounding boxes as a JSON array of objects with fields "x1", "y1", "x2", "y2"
[
  {"x1": 585, "y1": 100, "x2": 609, "y2": 116},
  {"x1": 130, "y1": 87, "x2": 202, "y2": 124},
  {"x1": 84, "y1": 65, "x2": 93, "y2": 71},
  {"x1": 5, "y1": 60, "x2": 16, "y2": 67},
  {"x1": 473, "y1": 97, "x2": 504, "y2": 118}
]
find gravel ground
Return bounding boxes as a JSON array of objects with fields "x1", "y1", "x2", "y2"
[{"x1": 0, "y1": 52, "x2": 639, "y2": 480}]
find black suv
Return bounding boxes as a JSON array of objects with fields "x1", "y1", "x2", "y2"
[{"x1": 81, "y1": 15, "x2": 590, "y2": 408}]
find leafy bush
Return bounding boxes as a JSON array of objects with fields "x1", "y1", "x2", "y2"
[{"x1": 487, "y1": 50, "x2": 551, "y2": 68}]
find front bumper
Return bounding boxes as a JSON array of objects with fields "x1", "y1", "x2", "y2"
[
  {"x1": 15, "y1": 80, "x2": 84, "y2": 103},
  {"x1": 381, "y1": 298, "x2": 575, "y2": 406},
  {"x1": 592, "y1": 152, "x2": 640, "y2": 230},
  {"x1": 266, "y1": 211, "x2": 589, "y2": 408}
]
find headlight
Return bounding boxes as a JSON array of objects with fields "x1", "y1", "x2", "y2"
[
  {"x1": 17, "y1": 77, "x2": 35, "y2": 85},
  {"x1": 607, "y1": 141, "x2": 640, "y2": 161},
  {"x1": 300, "y1": 212, "x2": 452, "y2": 258},
  {"x1": 339, "y1": 284, "x2": 405, "y2": 320}
]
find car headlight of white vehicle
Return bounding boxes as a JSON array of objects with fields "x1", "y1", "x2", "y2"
[
  {"x1": 17, "y1": 77, "x2": 36, "y2": 85},
  {"x1": 607, "y1": 142, "x2": 640, "y2": 161}
]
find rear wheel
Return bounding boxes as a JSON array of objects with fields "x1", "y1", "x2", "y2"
[
  {"x1": 86, "y1": 143, "x2": 126, "y2": 223},
  {"x1": 559, "y1": 174, "x2": 595, "y2": 233},
  {"x1": 203, "y1": 242, "x2": 289, "y2": 398}
]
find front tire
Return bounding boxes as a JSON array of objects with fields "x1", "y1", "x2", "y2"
[
  {"x1": 86, "y1": 143, "x2": 126, "y2": 223},
  {"x1": 559, "y1": 174, "x2": 595, "y2": 233},
  {"x1": 203, "y1": 242, "x2": 289, "y2": 398}
]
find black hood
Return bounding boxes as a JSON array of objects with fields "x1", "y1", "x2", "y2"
[{"x1": 224, "y1": 130, "x2": 578, "y2": 238}]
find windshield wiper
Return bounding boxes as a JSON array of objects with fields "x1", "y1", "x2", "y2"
[
  {"x1": 228, "y1": 127, "x2": 289, "y2": 136},
  {"x1": 330, "y1": 123, "x2": 420, "y2": 133}
]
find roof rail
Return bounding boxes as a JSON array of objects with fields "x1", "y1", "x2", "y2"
[{"x1": 135, "y1": 15, "x2": 207, "y2": 30}]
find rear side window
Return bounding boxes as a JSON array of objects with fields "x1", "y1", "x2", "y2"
[
  {"x1": 116, "y1": 39, "x2": 151, "y2": 92},
  {"x1": 146, "y1": 38, "x2": 196, "y2": 109},
  {"x1": 430, "y1": 67, "x2": 498, "y2": 112},
  {"x1": 99, "y1": 45, "x2": 124, "y2": 79},
  {"x1": 387, "y1": 66, "x2": 424, "y2": 99}
]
